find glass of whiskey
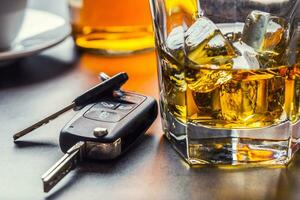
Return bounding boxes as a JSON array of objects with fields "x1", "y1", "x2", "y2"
[
  {"x1": 67, "y1": 0, "x2": 154, "y2": 55},
  {"x1": 149, "y1": 0, "x2": 300, "y2": 166}
]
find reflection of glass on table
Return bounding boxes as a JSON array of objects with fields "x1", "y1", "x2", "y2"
[{"x1": 150, "y1": 0, "x2": 300, "y2": 166}]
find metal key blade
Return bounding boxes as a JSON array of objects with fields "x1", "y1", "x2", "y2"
[
  {"x1": 13, "y1": 103, "x2": 75, "y2": 141},
  {"x1": 13, "y1": 72, "x2": 128, "y2": 141},
  {"x1": 42, "y1": 141, "x2": 85, "y2": 193}
]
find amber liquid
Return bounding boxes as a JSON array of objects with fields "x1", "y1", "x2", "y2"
[
  {"x1": 161, "y1": 50, "x2": 300, "y2": 128},
  {"x1": 68, "y1": 0, "x2": 154, "y2": 55},
  {"x1": 158, "y1": 21, "x2": 300, "y2": 164}
]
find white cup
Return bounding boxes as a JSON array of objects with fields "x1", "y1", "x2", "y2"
[{"x1": 0, "y1": 0, "x2": 27, "y2": 50}]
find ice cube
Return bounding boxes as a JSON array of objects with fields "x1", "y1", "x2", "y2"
[
  {"x1": 185, "y1": 16, "x2": 236, "y2": 67},
  {"x1": 242, "y1": 10, "x2": 289, "y2": 68},
  {"x1": 242, "y1": 10, "x2": 289, "y2": 54},
  {"x1": 161, "y1": 52, "x2": 186, "y2": 92},
  {"x1": 185, "y1": 67, "x2": 232, "y2": 93},
  {"x1": 163, "y1": 26, "x2": 187, "y2": 105},
  {"x1": 263, "y1": 18, "x2": 288, "y2": 53},
  {"x1": 261, "y1": 17, "x2": 289, "y2": 67},
  {"x1": 232, "y1": 41, "x2": 260, "y2": 69},
  {"x1": 242, "y1": 10, "x2": 271, "y2": 51},
  {"x1": 255, "y1": 52, "x2": 278, "y2": 68},
  {"x1": 232, "y1": 54, "x2": 260, "y2": 70},
  {"x1": 166, "y1": 26, "x2": 185, "y2": 62},
  {"x1": 220, "y1": 79, "x2": 258, "y2": 122},
  {"x1": 161, "y1": 57, "x2": 187, "y2": 120},
  {"x1": 233, "y1": 41, "x2": 257, "y2": 56}
]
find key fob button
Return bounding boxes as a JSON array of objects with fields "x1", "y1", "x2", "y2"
[
  {"x1": 93, "y1": 127, "x2": 108, "y2": 137},
  {"x1": 120, "y1": 94, "x2": 146, "y2": 104},
  {"x1": 117, "y1": 104, "x2": 134, "y2": 111},
  {"x1": 84, "y1": 110, "x2": 122, "y2": 122},
  {"x1": 96, "y1": 101, "x2": 120, "y2": 110}
]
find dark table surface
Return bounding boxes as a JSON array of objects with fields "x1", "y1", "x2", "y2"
[{"x1": 1, "y1": 1, "x2": 300, "y2": 200}]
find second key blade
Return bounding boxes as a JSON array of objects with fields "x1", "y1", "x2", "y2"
[
  {"x1": 42, "y1": 141, "x2": 85, "y2": 193},
  {"x1": 13, "y1": 103, "x2": 75, "y2": 141}
]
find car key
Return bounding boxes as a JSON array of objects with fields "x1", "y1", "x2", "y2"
[
  {"x1": 13, "y1": 72, "x2": 128, "y2": 141},
  {"x1": 42, "y1": 91, "x2": 158, "y2": 193}
]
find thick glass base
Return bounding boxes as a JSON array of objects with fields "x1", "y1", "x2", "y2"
[
  {"x1": 188, "y1": 138, "x2": 290, "y2": 165},
  {"x1": 72, "y1": 25, "x2": 154, "y2": 56},
  {"x1": 163, "y1": 111, "x2": 294, "y2": 167},
  {"x1": 291, "y1": 120, "x2": 300, "y2": 156}
]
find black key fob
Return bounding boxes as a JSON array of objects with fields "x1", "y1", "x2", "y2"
[{"x1": 59, "y1": 91, "x2": 158, "y2": 160}]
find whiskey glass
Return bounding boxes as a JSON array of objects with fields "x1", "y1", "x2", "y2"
[
  {"x1": 67, "y1": 0, "x2": 153, "y2": 55},
  {"x1": 150, "y1": 0, "x2": 300, "y2": 166}
]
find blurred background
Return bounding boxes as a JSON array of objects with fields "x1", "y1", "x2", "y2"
[{"x1": 29, "y1": 0, "x2": 68, "y2": 18}]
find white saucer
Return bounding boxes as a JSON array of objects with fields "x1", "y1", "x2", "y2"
[{"x1": 0, "y1": 9, "x2": 71, "y2": 61}]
